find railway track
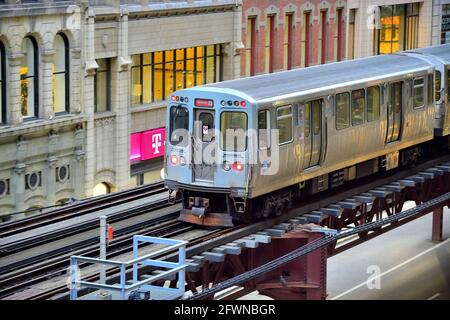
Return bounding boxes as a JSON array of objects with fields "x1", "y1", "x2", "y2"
[
  {"x1": 2, "y1": 225, "x2": 234, "y2": 300},
  {"x1": 0, "y1": 181, "x2": 166, "y2": 238},
  {"x1": 0, "y1": 218, "x2": 191, "y2": 299},
  {"x1": 2, "y1": 155, "x2": 450, "y2": 300}
]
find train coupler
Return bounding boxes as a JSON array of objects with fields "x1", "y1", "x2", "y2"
[{"x1": 178, "y1": 196, "x2": 234, "y2": 227}]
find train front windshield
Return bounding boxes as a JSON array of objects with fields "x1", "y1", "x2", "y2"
[
  {"x1": 169, "y1": 105, "x2": 189, "y2": 147},
  {"x1": 220, "y1": 111, "x2": 248, "y2": 152}
]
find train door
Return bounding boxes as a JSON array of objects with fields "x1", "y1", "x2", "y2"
[
  {"x1": 386, "y1": 81, "x2": 403, "y2": 143},
  {"x1": 193, "y1": 109, "x2": 215, "y2": 182},
  {"x1": 301, "y1": 99, "x2": 323, "y2": 169}
]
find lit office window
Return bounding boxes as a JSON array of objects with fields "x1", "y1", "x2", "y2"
[
  {"x1": 131, "y1": 44, "x2": 223, "y2": 106},
  {"x1": 377, "y1": 4, "x2": 418, "y2": 54},
  {"x1": 20, "y1": 36, "x2": 39, "y2": 119}
]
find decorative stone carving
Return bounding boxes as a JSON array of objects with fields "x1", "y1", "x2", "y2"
[
  {"x1": 47, "y1": 155, "x2": 58, "y2": 168},
  {"x1": 14, "y1": 162, "x2": 26, "y2": 175},
  {"x1": 85, "y1": 59, "x2": 99, "y2": 77},
  {"x1": 94, "y1": 116, "x2": 116, "y2": 127},
  {"x1": 118, "y1": 56, "x2": 132, "y2": 72}
]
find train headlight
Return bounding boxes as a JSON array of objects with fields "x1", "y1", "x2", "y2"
[
  {"x1": 170, "y1": 154, "x2": 179, "y2": 166},
  {"x1": 179, "y1": 156, "x2": 187, "y2": 166},
  {"x1": 231, "y1": 161, "x2": 244, "y2": 172},
  {"x1": 222, "y1": 161, "x2": 231, "y2": 171}
]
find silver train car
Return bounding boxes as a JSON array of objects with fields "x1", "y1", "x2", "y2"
[
  {"x1": 404, "y1": 44, "x2": 450, "y2": 136},
  {"x1": 164, "y1": 46, "x2": 448, "y2": 227}
]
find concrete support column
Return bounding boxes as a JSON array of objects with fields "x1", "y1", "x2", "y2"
[
  {"x1": 8, "y1": 54, "x2": 24, "y2": 125},
  {"x1": 114, "y1": 8, "x2": 132, "y2": 191},
  {"x1": 42, "y1": 51, "x2": 56, "y2": 119},
  {"x1": 432, "y1": 207, "x2": 444, "y2": 243}
]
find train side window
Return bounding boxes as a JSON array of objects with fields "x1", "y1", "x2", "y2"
[
  {"x1": 258, "y1": 110, "x2": 271, "y2": 149},
  {"x1": 427, "y1": 74, "x2": 433, "y2": 106},
  {"x1": 351, "y1": 89, "x2": 365, "y2": 126},
  {"x1": 413, "y1": 77, "x2": 425, "y2": 109},
  {"x1": 304, "y1": 102, "x2": 311, "y2": 137},
  {"x1": 367, "y1": 86, "x2": 380, "y2": 122},
  {"x1": 277, "y1": 105, "x2": 293, "y2": 145},
  {"x1": 335, "y1": 92, "x2": 350, "y2": 130},
  {"x1": 169, "y1": 106, "x2": 189, "y2": 147},
  {"x1": 435, "y1": 70, "x2": 441, "y2": 102}
]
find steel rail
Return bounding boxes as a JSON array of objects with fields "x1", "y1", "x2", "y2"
[
  {"x1": 0, "y1": 196, "x2": 177, "y2": 257},
  {"x1": 187, "y1": 192, "x2": 450, "y2": 300},
  {"x1": 0, "y1": 181, "x2": 165, "y2": 237},
  {"x1": 0, "y1": 218, "x2": 191, "y2": 298},
  {"x1": 9, "y1": 227, "x2": 232, "y2": 300},
  {"x1": 0, "y1": 204, "x2": 181, "y2": 274}
]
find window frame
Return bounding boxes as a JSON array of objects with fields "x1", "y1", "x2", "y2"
[
  {"x1": 219, "y1": 111, "x2": 248, "y2": 152},
  {"x1": 351, "y1": 88, "x2": 366, "y2": 126},
  {"x1": 413, "y1": 77, "x2": 425, "y2": 109},
  {"x1": 169, "y1": 105, "x2": 189, "y2": 147},
  {"x1": 335, "y1": 92, "x2": 350, "y2": 130},
  {"x1": 131, "y1": 45, "x2": 223, "y2": 106},
  {"x1": 258, "y1": 109, "x2": 271, "y2": 150},
  {"x1": 53, "y1": 33, "x2": 70, "y2": 114},
  {"x1": 435, "y1": 70, "x2": 442, "y2": 102},
  {"x1": 94, "y1": 58, "x2": 111, "y2": 113},
  {"x1": 276, "y1": 105, "x2": 293, "y2": 145},
  {"x1": 427, "y1": 73, "x2": 433, "y2": 106},
  {"x1": 366, "y1": 85, "x2": 381, "y2": 122},
  {"x1": 21, "y1": 36, "x2": 39, "y2": 120}
]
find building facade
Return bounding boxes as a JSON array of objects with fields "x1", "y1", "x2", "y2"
[
  {"x1": 241, "y1": 0, "x2": 348, "y2": 77},
  {"x1": 431, "y1": 0, "x2": 450, "y2": 45},
  {"x1": 347, "y1": 0, "x2": 433, "y2": 59},
  {"x1": 0, "y1": 0, "x2": 242, "y2": 219},
  {"x1": 0, "y1": 1, "x2": 84, "y2": 219}
]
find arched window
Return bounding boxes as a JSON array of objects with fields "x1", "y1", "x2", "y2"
[
  {"x1": 0, "y1": 41, "x2": 6, "y2": 125},
  {"x1": 20, "y1": 36, "x2": 38, "y2": 119},
  {"x1": 53, "y1": 33, "x2": 69, "y2": 114}
]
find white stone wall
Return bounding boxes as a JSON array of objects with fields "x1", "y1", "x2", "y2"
[
  {"x1": 431, "y1": 0, "x2": 450, "y2": 45},
  {"x1": 0, "y1": 3, "x2": 85, "y2": 218}
]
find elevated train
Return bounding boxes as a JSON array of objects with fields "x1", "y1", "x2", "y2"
[{"x1": 164, "y1": 44, "x2": 450, "y2": 227}]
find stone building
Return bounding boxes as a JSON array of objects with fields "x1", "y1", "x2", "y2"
[
  {"x1": 0, "y1": 0, "x2": 243, "y2": 219},
  {"x1": 241, "y1": 0, "x2": 348, "y2": 77},
  {"x1": 0, "y1": 1, "x2": 84, "y2": 219},
  {"x1": 431, "y1": 0, "x2": 450, "y2": 45}
]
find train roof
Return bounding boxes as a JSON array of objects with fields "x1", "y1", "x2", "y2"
[
  {"x1": 200, "y1": 54, "x2": 432, "y2": 102},
  {"x1": 406, "y1": 44, "x2": 450, "y2": 64}
]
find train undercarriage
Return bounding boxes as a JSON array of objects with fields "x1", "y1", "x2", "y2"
[{"x1": 172, "y1": 138, "x2": 450, "y2": 228}]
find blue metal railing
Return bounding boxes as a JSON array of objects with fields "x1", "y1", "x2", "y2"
[{"x1": 69, "y1": 235, "x2": 187, "y2": 300}]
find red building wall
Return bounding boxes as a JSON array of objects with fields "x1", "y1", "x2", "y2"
[{"x1": 241, "y1": 0, "x2": 347, "y2": 77}]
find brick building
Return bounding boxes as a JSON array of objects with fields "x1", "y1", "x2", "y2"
[{"x1": 241, "y1": 0, "x2": 348, "y2": 77}]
